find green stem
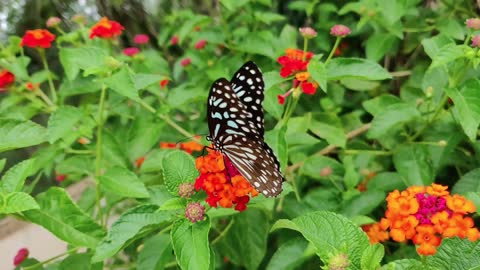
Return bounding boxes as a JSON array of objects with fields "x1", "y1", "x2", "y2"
[
  {"x1": 95, "y1": 84, "x2": 108, "y2": 224},
  {"x1": 23, "y1": 247, "x2": 79, "y2": 270},
  {"x1": 302, "y1": 37, "x2": 308, "y2": 62},
  {"x1": 35, "y1": 88, "x2": 55, "y2": 107},
  {"x1": 410, "y1": 94, "x2": 449, "y2": 141},
  {"x1": 325, "y1": 37, "x2": 341, "y2": 65},
  {"x1": 211, "y1": 219, "x2": 235, "y2": 245},
  {"x1": 343, "y1": 149, "x2": 392, "y2": 155},
  {"x1": 66, "y1": 148, "x2": 94, "y2": 154},
  {"x1": 39, "y1": 49, "x2": 57, "y2": 103},
  {"x1": 327, "y1": 175, "x2": 343, "y2": 192}
]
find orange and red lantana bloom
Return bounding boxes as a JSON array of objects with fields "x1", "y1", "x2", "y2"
[
  {"x1": 89, "y1": 17, "x2": 124, "y2": 39},
  {"x1": 159, "y1": 137, "x2": 203, "y2": 154},
  {"x1": 363, "y1": 183, "x2": 479, "y2": 256},
  {"x1": 194, "y1": 149, "x2": 258, "y2": 211},
  {"x1": 20, "y1": 29, "x2": 56, "y2": 48}
]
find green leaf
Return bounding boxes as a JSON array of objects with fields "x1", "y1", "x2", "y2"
[
  {"x1": 23, "y1": 187, "x2": 105, "y2": 248},
  {"x1": 340, "y1": 191, "x2": 386, "y2": 218},
  {"x1": 445, "y1": 81, "x2": 480, "y2": 141},
  {"x1": 271, "y1": 211, "x2": 370, "y2": 269},
  {"x1": 138, "y1": 233, "x2": 172, "y2": 270},
  {"x1": 340, "y1": 78, "x2": 380, "y2": 91},
  {"x1": 140, "y1": 149, "x2": 171, "y2": 173},
  {"x1": 59, "y1": 253, "x2": 102, "y2": 270},
  {"x1": 0, "y1": 118, "x2": 47, "y2": 152},
  {"x1": 92, "y1": 205, "x2": 172, "y2": 262},
  {"x1": 366, "y1": 33, "x2": 398, "y2": 61},
  {"x1": 421, "y1": 35, "x2": 455, "y2": 59},
  {"x1": 361, "y1": 244, "x2": 384, "y2": 270},
  {"x1": 266, "y1": 238, "x2": 311, "y2": 270},
  {"x1": 217, "y1": 209, "x2": 269, "y2": 270},
  {"x1": 452, "y1": 168, "x2": 480, "y2": 194},
  {"x1": 0, "y1": 158, "x2": 5, "y2": 173},
  {"x1": 127, "y1": 115, "x2": 165, "y2": 158},
  {"x1": 264, "y1": 126, "x2": 287, "y2": 172},
  {"x1": 426, "y1": 237, "x2": 480, "y2": 270},
  {"x1": 429, "y1": 44, "x2": 466, "y2": 70},
  {"x1": 103, "y1": 66, "x2": 139, "y2": 101},
  {"x1": 381, "y1": 259, "x2": 423, "y2": 270},
  {"x1": 326, "y1": 58, "x2": 392, "y2": 81},
  {"x1": 363, "y1": 95, "x2": 401, "y2": 116},
  {"x1": 162, "y1": 150, "x2": 198, "y2": 195},
  {"x1": 59, "y1": 47, "x2": 108, "y2": 80},
  {"x1": 101, "y1": 131, "x2": 129, "y2": 168},
  {"x1": 300, "y1": 156, "x2": 344, "y2": 180},
  {"x1": 264, "y1": 86, "x2": 284, "y2": 120},
  {"x1": 308, "y1": 60, "x2": 327, "y2": 92},
  {"x1": 0, "y1": 158, "x2": 36, "y2": 193},
  {"x1": 59, "y1": 76, "x2": 102, "y2": 97},
  {"x1": 0, "y1": 192, "x2": 39, "y2": 214},
  {"x1": 47, "y1": 106, "x2": 83, "y2": 143},
  {"x1": 393, "y1": 144, "x2": 434, "y2": 186},
  {"x1": 366, "y1": 172, "x2": 407, "y2": 192},
  {"x1": 309, "y1": 113, "x2": 346, "y2": 148},
  {"x1": 99, "y1": 167, "x2": 150, "y2": 198},
  {"x1": 134, "y1": 73, "x2": 164, "y2": 90},
  {"x1": 0, "y1": 56, "x2": 31, "y2": 80},
  {"x1": 367, "y1": 103, "x2": 421, "y2": 138},
  {"x1": 171, "y1": 217, "x2": 211, "y2": 270},
  {"x1": 464, "y1": 192, "x2": 480, "y2": 213}
]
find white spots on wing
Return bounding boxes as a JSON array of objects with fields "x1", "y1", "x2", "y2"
[
  {"x1": 236, "y1": 119, "x2": 245, "y2": 125},
  {"x1": 219, "y1": 102, "x2": 227, "y2": 108},
  {"x1": 223, "y1": 112, "x2": 229, "y2": 118},
  {"x1": 244, "y1": 96, "x2": 253, "y2": 102},
  {"x1": 254, "y1": 182, "x2": 260, "y2": 187},
  {"x1": 249, "y1": 69, "x2": 256, "y2": 74},
  {"x1": 213, "y1": 98, "x2": 223, "y2": 106},
  {"x1": 256, "y1": 116, "x2": 261, "y2": 122},
  {"x1": 255, "y1": 99, "x2": 261, "y2": 104},
  {"x1": 230, "y1": 114, "x2": 236, "y2": 118},
  {"x1": 239, "y1": 75, "x2": 245, "y2": 81},
  {"x1": 245, "y1": 152, "x2": 257, "y2": 160},
  {"x1": 230, "y1": 107, "x2": 238, "y2": 112},
  {"x1": 250, "y1": 85, "x2": 256, "y2": 90},
  {"x1": 212, "y1": 112, "x2": 222, "y2": 119},
  {"x1": 225, "y1": 92, "x2": 231, "y2": 99},
  {"x1": 237, "y1": 90, "x2": 246, "y2": 97},
  {"x1": 256, "y1": 91, "x2": 261, "y2": 95},
  {"x1": 246, "y1": 78, "x2": 253, "y2": 85},
  {"x1": 227, "y1": 120, "x2": 238, "y2": 129},
  {"x1": 251, "y1": 105, "x2": 258, "y2": 110},
  {"x1": 241, "y1": 126, "x2": 250, "y2": 132},
  {"x1": 256, "y1": 77, "x2": 261, "y2": 82},
  {"x1": 262, "y1": 190, "x2": 268, "y2": 195},
  {"x1": 218, "y1": 81, "x2": 223, "y2": 86}
]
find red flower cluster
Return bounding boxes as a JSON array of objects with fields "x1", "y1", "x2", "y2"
[
  {"x1": 89, "y1": 17, "x2": 124, "y2": 39},
  {"x1": 194, "y1": 150, "x2": 259, "y2": 211},
  {"x1": 20, "y1": 29, "x2": 56, "y2": 48},
  {"x1": 363, "y1": 183, "x2": 479, "y2": 256},
  {"x1": 0, "y1": 69, "x2": 15, "y2": 91}
]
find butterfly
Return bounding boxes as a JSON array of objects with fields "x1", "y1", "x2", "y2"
[{"x1": 206, "y1": 61, "x2": 284, "y2": 197}]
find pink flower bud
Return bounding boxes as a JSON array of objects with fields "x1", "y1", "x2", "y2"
[
  {"x1": 330, "y1": 24, "x2": 351, "y2": 37},
  {"x1": 472, "y1": 35, "x2": 480, "y2": 48},
  {"x1": 170, "y1": 35, "x2": 179, "y2": 45},
  {"x1": 55, "y1": 173, "x2": 67, "y2": 183},
  {"x1": 181, "y1": 58, "x2": 191, "y2": 67},
  {"x1": 195, "y1": 39, "x2": 207, "y2": 50},
  {"x1": 320, "y1": 166, "x2": 333, "y2": 177},
  {"x1": 46, "y1": 17, "x2": 61, "y2": 28},
  {"x1": 13, "y1": 248, "x2": 29, "y2": 266},
  {"x1": 328, "y1": 253, "x2": 349, "y2": 270},
  {"x1": 123, "y1": 47, "x2": 140, "y2": 56},
  {"x1": 134, "y1": 34, "x2": 149, "y2": 44},
  {"x1": 299, "y1": 27, "x2": 317, "y2": 39},
  {"x1": 466, "y1": 18, "x2": 480, "y2": 30},
  {"x1": 185, "y1": 202, "x2": 205, "y2": 223},
  {"x1": 178, "y1": 183, "x2": 195, "y2": 198}
]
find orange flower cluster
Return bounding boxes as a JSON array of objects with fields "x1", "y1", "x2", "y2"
[
  {"x1": 20, "y1": 29, "x2": 56, "y2": 48},
  {"x1": 159, "y1": 137, "x2": 203, "y2": 154},
  {"x1": 194, "y1": 150, "x2": 258, "y2": 211},
  {"x1": 363, "y1": 183, "x2": 479, "y2": 256},
  {"x1": 89, "y1": 17, "x2": 124, "y2": 39}
]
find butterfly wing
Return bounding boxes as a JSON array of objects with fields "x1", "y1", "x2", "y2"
[
  {"x1": 229, "y1": 61, "x2": 265, "y2": 136},
  {"x1": 219, "y1": 134, "x2": 283, "y2": 197},
  {"x1": 207, "y1": 78, "x2": 260, "y2": 141}
]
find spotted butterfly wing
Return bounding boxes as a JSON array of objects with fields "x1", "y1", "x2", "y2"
[{"x1": 207, "y1": 62, "x2": 283, "y2": 197}]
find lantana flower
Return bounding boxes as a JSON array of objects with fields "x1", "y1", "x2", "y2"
[
  {"x1": 123, "y1": 47, "x2": 140, "y2": 56},
  {"x1": 194, "y1": 39, "x2": 207, "y2": 50},
  {"x1": 181, "y1": 58, "x2": 192, "y2": 67},
  {"x1": 194, "y1": 149, "x2": 259, "y2": 211},
  {"x1": 159, "y1": 137, "x2": 203, "y2": 154},
  {"x1": 160, "y1": 79, "x2": 169, "y2": 89},
  {"x1": 170, "y1": 35, "x2": 179, "y2": 45},
  {"x1": 133, "y1": 34, "x2": 149, "y2": 44},
  {"x1": 20, "y1": 29, "x2": 56, "y2": 48},
  {"x1": 363, "y1": 183, "x2": 479, "y2": 256},
  {"x1": 330, "y1": 24, "x2": 351, "y2": 37},
  {"x1": 89, "y1": 17, "x2": 124, "y2": 39},
  {"x1": 0, "y1": 69, "x2": 15, "y2": 91},
  {"x1": 13, "y1": 248, "x2": 29, "y2": 266}
]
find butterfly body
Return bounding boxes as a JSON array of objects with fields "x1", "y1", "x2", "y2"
[{"x1": 206, "y1": 61, "x2": 283, "y2": 197}]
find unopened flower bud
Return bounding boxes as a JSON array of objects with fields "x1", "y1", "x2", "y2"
[
  {"x1": 299, "y1": 27, "x2": 317, "y2": 39},
  {"x1": 320, "y1": 166, "x2": 333, "y2": 177},
  {"x1": 466, "y1": 18, "x2": 480, "y2": 30},
  {"x1": 178, "y1": 183, "x2": 195, "y2": 198},
  {"x1": 425, "y1": 86, "x2": 433, "y2": 98},
  {"x1": 328, "y1": 253, "x2": 349, "y2": 270},
  {"x1": 438, "y1": 140, "x2": 447, "y2": 147},
  {"x1": 185, "y1": 202, "x2": 205, "y2": 223},
  {"x1": 472, "y1": 35, "x2": 480, "y2": 48},
  {"x1": 46, "y1": 17, "x2": 61, "y2": 28},
  {"x1": 330, "y1": 25, "x2": 351, "y2": 37},
  {"x1": 13, "y1": 248, "x2": 29, "y2": 266}
]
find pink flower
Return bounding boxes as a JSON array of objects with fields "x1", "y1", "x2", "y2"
[
  {"x1": 160, "y1": 79, "x2": 169, "y2": 88},
  {"x1": 55, "y1": 173, "x2": 67, "y2": 183},
  {"x1": 466, "y1": 18, "x2": 480, "y2": 30},
  {"x1": 179, "y1": 183, "x2": 195, "y2": 198},
  {"x1": 46, "y1": 17, "x2": 61, "y2": 28},
  {"x1": 13, "y1": 248, "x2": 29, "y2": 266},
  {"x1": 170, "y1": 35, "x2": 179, "y2": 45},
  {"x1": 277, "y1": 90, "x2": 292, "y2": 105},
  {"x1": 330, "y1": 24, "x2": 351, "y2": 37},
  {"x1": 185, "y1": 202, "x2": 205, "y2": 223},
  {"x1": 134, "y1": 34, "x2": 149, "y2": 44},
  {"x1": 181, "y1": 58, "x2": 191, "y2": 67},
  {"x1": 123, "y1": 47, "x2": 140, "y2": 56},
  {"x1": 472, "y1": 35, "x2": 480, "y2": 48},
  {"x1": 195, "y1": 39, "x2": 207, "y2": 50},
  {"x1": 299, "y1": 27, "x2": 317, "y2": 39}
]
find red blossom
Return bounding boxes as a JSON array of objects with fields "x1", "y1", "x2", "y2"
[
  {"x1": 89, "y1": 17, "x2": 124, "y2": 39},
  {"x1": 20, "y1": 29, "x2": 56, "y2": 48},
  {"x1": 0, "y1": 69, "x2": 15, "y2": 91},
  {"x1": 55, "y1": 173, "x2": 67, "y2": 183},
  {"x1": 301, "y1": 81, "x2": 318, "y2": 95},
  {"x1": 133, "y1": 34, "x2": 149, "y2": 44},
  {"x1": 170, "y1": 35, "x2": 179, "y2": 45},
  {"x1": 181, "y1": 58, "x2": 192, "y2": 67},
  {"x1": 160, "y1": 79, "x2": 169, "y2": 88},
  {"x1": 277, "y1": 48, "x2": 313, "y2": 78},
  {"x1": 135, "y1": 156, "x2": 145, "y2": 168},
  {"x1": 25, "y1": 82, "x2": 39, "y2": 91},
  {"x1": 13, "y1": 248, "x2": 29, "y2": 266}
]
